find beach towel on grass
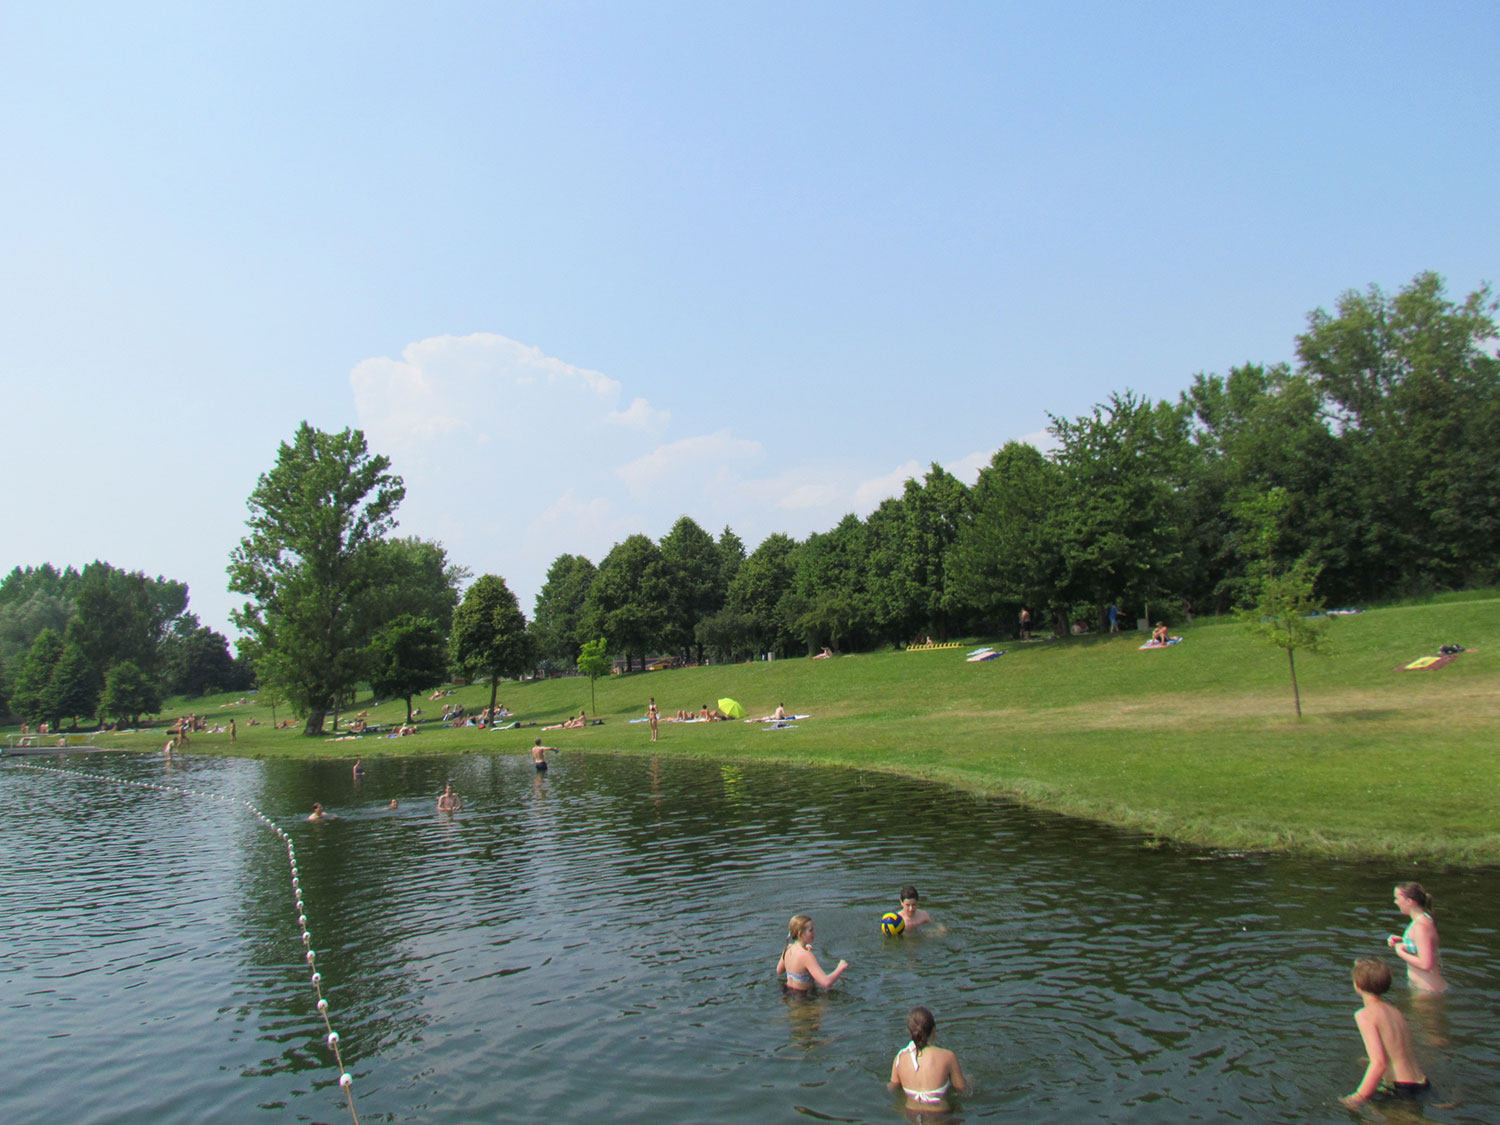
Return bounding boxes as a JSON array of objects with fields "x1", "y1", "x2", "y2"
[
  {"x1": 1400, "y1": 654, "x2": 1455, "y2": 671},
  {"x1": 967, "y1": 650, "x2": 1003, "y2": 662}
]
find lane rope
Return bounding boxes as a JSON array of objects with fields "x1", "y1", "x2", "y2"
[{"x1": 4, "y1": 761, "x2": 362, "y2": 1125}]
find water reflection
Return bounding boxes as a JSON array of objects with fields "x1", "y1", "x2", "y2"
[{"x1": 1, "y1": 751, "x2": 1497, "y2": 1123}]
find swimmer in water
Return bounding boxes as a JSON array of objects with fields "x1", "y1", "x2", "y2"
[
  {"x1": 1385, "y1": 882, "x2": 1448, "y2": 993},
  {"x1": 437, "y1": 783, "x2": 462, "y2": 812},
  {"x1": 531, "y1": 739, "x2": 555, "y2": 772},
  {"x1": 308, "y1": 803, "x2": 336, "y2": 821},
  {"x1": 387, "y1": 799, "x2": 399, "y2": 810},
  {"x1": 897, "y1": 885, "x2": 936, "y2": 931},
  {"x1": 888, "y1": 1006, "x2": 967, "y2": 1113},
  {"x1": 776, "y1": 914, "x2": 848, "y2": 992},
  {"x1": 352, "y1": 756, "x2": 365, "y2": 780},
  {"x1": 1341, "y1": 958, "x2": 1430, "y2": 1108}
]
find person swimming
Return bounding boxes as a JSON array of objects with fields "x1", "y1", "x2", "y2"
[
  {"x1": 1385, "y1": 882, "x2": 1447, "y2": 993},
  {"x1": 898, "y1": 885, "x2": 933, "y2": 930},
  {"x1": 776, "y1": 914, "x2": 847, "y2": 992},
  {"x1": 437, "y1": 783, "x2": 462, "y2": 812},
  {"x1": 308, "y1": 802, "x2": 336, "y2": 821},
  {"x1": 888, "y1": 1006, "x2": 966, "y2": 1112}
]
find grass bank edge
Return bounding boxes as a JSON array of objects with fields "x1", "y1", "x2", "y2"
[{"x1": 18, "y1": 594, "x2": 1497, "y2": 866}]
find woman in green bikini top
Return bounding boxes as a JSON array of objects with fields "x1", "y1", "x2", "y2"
[{"x1": 1385, "y1": 882, "x2": 1447, "y2": 993}]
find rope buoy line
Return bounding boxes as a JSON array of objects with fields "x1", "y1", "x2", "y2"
[{"x1": 5, "y1": 762, "x2": 362, "y2": 1125}]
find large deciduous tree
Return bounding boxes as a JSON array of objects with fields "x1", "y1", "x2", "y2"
[
  {"x1": 228, "y1": 422, "x2": 405, "y2": 735},
  {"x1": 1297, "y1": 271, "x2": 1500, "y2": 595},
  {"x1": 726, "y1": 533, "x2": 799, "y2": 657},
  {"x1": 660, "y1": 516, "x2": 727, "y2": 665},
  {"x1": 0, "y1": 564, "x2": 77, "y2": 664},
  {"x1": 367, "y1": 614, "x2": 449, "y2": 723},
  {"x1": 70, "y1": 562, "x2": 188, "y2": 685},
  {"x1": 583, "y1": 535, "x2": 669, "y2": 671},
  {"x1": 1049, "y1": 391, "x2": 1192, "y2": 630},
  {"x1": 51, "y1": 639, "x2": 101, "y2": 729},
  {"x1": 946, "y1": 441, "x2": 1067, "y2": 633},
  {"x1": 359, "y1": 537, "x2": 467, "y2": 634},
  {"x1": 530, "y1": 553, "x2": 598, "y2": 667},
  {"x1": 100, "y1": 660, "x2": 161, "y2": 725},
  {"x1": 450, "y1": 575, "x2": 534, "y2": 720},
  {"x1": 11, "y1": 628, "x2": 63, "y2": 726}
]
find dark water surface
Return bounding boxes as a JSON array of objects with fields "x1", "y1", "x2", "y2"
[{"x1": 2, "y1": 750, "x2": 1496, "y2": 1123}]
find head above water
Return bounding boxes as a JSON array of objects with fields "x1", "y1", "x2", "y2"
[
  {"x1": 1352, "y1": 957, "x2": 1392, "y2": 995},
  {"x1": 901, "y1": 886, "x2": 919, "y2": 904},
  {"x1": 907, "y1": 1006, "x2": 936, "y2": 1049},
  {"x1": 1395, "y1": 882, "x2": 1433, "y2": 911},
  {"x1": 787, "y1": 914, "x2": 813, "y2": 944}
]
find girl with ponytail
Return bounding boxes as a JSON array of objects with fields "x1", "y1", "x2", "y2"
[
  {"x1": 1386, "y1": 882, "x2": 1448, "y2": 992},
  {"x1": 888, "y1": 1006, "x2": 966, "y2": 1111},
  {"x1": 775, "y1": 914, "x2": 848, "y2": 992}
]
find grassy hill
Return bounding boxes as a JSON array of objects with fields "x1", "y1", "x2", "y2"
[{"x1": 18, "y1": 591, "x2": 1498, "y2": 864}]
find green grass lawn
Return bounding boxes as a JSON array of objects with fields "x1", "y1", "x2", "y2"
[{"x1": 13, "y1": 593, "x2": 1498, "y2": 864}]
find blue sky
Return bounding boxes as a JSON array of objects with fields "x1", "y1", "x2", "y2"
[{"x1": 4, "y1": 2, "x2": 1496, "y2": 641}]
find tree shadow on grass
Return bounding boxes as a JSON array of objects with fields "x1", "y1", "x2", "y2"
[{"x1": 1322, "y1": 708, "x2": 1404, "y2": 721}]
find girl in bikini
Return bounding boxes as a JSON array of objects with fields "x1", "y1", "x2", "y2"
[
  {"x1": 776, "y1": 914, "x2": 848, "y2": 993},
  {"x1": 888, "y1": 1006, "x2": 967, "y2": 1112},
  {"x1": 1385, "y1": 882, "x2": 1448, "y2": 993}
]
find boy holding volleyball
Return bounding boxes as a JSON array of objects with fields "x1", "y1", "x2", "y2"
[{"x1": 898, "y1": 886, "x2": 933, "y2": 930}]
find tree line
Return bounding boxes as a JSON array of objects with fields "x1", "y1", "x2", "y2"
[
  {"x1": 0, "y1": 561, "x2": 253, "y2": 729},
  {"x1": 536, "y1": 273, "x2": 1499, "y2": 666},
  {"x1": 3, "y1": 271, "x2": 1493, "y2": 733}
]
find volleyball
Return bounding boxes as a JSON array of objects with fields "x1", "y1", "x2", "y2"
[{"x1": 880, "y1": 911, "x2": 905, "y2": 936}]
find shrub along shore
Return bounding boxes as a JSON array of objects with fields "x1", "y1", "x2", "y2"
[{"x1": 20, "y1": 592, "x2": 1497, "y2": 867}]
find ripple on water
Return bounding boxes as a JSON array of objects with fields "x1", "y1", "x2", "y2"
[{"x1": 3, "y1": 752, "x2": 1499, "y2": 1123}]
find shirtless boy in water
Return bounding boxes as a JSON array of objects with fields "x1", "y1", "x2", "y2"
[
  {"x1": 898, "y1": 886, "x2": 934, "y2": 930},
  {"x1": 1341, "y1": 957, "x2": 1430, "y2": 1108}
]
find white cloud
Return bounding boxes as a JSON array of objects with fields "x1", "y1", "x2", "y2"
[
  {"x1": 1017, "y1": 427, "x2": 1058, "y2": 455},
  {"x1": 347, "y1": 332, "x2": 1053, "y2": 613},
  {"x1": 777, "y1": 482, "x2": 842, "y2": 510},
  {"x1": 351, "y1": 332, "x2": 633, "y2": 458},
  {"x1": 609, "y1": 396, "x2": 670, "y2": 430},
  {"x1": 615, "y1": 431, "x2": 763, "y2": 493},
  {"x1": 853, "y1": 460, "x2": 922, "y2": 510},
  {"x1": 943, "y1": 448, "x2": 994, "y2": 485}
]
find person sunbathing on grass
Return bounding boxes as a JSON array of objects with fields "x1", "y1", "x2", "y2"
[{"x1": 1151, "y1": 622, "x2": 1169, "y2": 644}]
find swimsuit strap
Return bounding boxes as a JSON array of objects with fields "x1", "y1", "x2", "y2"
[{"x1": 902, "y1": 1041, "x2": 921, "y2": 1072}]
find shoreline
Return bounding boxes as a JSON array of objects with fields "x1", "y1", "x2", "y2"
[
  {"x1": 10, "y1": 595, "x2": 1497, "y2": 868},
  {"x1": 24, "y1": 734, "x2": 1496, "y2": 868}
]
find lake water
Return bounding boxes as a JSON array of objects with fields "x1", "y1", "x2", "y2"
[{"x1": 2, "y1": 750, "x2": 1497, "y2": 1123}]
